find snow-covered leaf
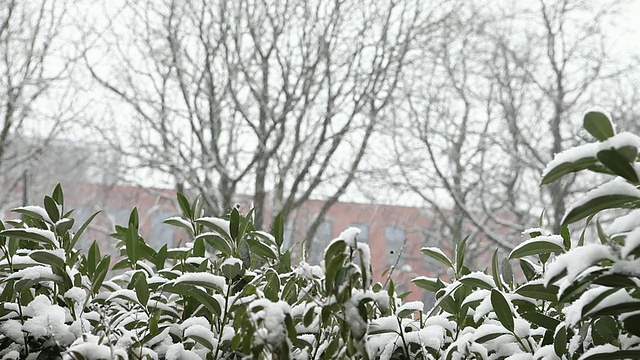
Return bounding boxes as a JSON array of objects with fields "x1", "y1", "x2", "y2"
[
  {"x1": 562, "y1": 178, "x2": 640, "y2": 226},
  {"x1": 420, "y1": 247, "x2": 453, "y2": 268},
  {"x1": 509, "y1": 235, "x2": 565, "y2": 259}
]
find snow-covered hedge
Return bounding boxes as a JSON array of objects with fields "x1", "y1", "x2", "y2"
[{"x1": 1, "y1": 109, "x2": 640, "y2": 359}]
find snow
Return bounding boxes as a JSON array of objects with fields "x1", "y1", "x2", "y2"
[
  {"x1": 598, "y1": 131, "x2": 640, "y2": 151},
  {"x1": 398, "y1": 301, "x2": 424, "y2": 313},
  {"x1": 66, "y1": 340, "x2": 113, "y2": 360},
  {"x1": 510, "y1": 234, "x2": 565, "y2": 256},
  {"x1": 165, "y1": 343, "x2": 203, "y2": 360},
  {"x1": 196, "y1": 217, "x2": 230, "y2": 236},
  {"x1": 173, "y1": 272, "x2": 227, "y2": 292},
  {"x1": 609, "y1": 209, "x2": 640, "y2": 234},
  {"x1": 18, "y1": 228, "x2": 58, "y2": 246},
  {"x1": 338, "y1": 227, "x2": 361, "y2": 245},
  {"x1": 587, "y1": 288, "x2": 637, "y2": 316},
  {"x1": 107, "y1": 289, "x2": 140, "y2": 304},
  {"x1": 612, "y1": 259, "x2": 640, "y2": 277},
  {"x1": 13, "y1": 206, "x2": 52, "y2": 223},
  {"x1": 7, "y1": 265, "x2": 61, "y2": 282},
  {"x1": 164, "y1": 216, "x2": 192, "y2": 228},
  {"x1": 621, "y1": 227, "x2": 640, "y2": 258},
  {"x1": 565, "y1": 287, "x2": 611, "y2": 326},
  {"x1": 534, "y1": 345, "x2": 560, "y2": 360},
  {"x1": 184, "y1": 324, "x2": 216, "y2": 349},
  {"x1": 0, "y1": 320, "x2": 24, "y2": 344},
  {"x1": 356, "y1": 242, "x2": 372, "y2": 288},
  {"x1": 64, "y1": 287, "x2": 87, "y2": 305},
  {"x1": 460, "y1": 271, "x2": 497, "y2": 289},
  {"x1": 542, "y1": 142, "x2": 600, "y2": 178},
  {"x1": 249, "y1": 299, "x2": 291, "y2": 348},
  {"x1": 562, "y1": 178, "x2": 640, "y2": 225},
  {"x1": 544, "y1": 244, "x2": 615, "y2": 288},
  {"x1": 578, "y1": 344, "x2": 619, "y2": 360}
]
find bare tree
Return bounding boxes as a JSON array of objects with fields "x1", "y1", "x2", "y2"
[
  {"x1": 384, "y1": 0, "x2": 633, "y2": 262},
  {"x1": 0, "y1": 0, "x2": 87, "y2": 212},
  {"x1": 84, "y1": 0, "x2": 430, "y2": 250}
]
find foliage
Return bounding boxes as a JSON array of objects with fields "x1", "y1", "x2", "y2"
[{"x1": 1, "y1": 108, "x2": 640, "y2": 359}]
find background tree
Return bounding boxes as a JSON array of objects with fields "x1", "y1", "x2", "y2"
[
  {"x1": 0, "y1": 0, "x2": 89, "y2": 213},
  {"x1": 379, "y1": 0, "x2": 635, "y2": 266},
  {"x1": 83, "y1": 0, "x2": 433, "y2": 251}
]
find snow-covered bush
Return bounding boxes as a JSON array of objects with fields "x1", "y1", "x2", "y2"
[{"x1": 1, "y1": 108, "x2": 640, "y2": 359}]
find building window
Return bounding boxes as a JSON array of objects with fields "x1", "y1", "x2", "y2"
[
  {"x1": 348, "y1": 223, "x2": 369, "y2": 242},
  {"x1": 385, "y1": 226, "x2": 406, "y2": 266},
  {"x1": 311, "y1": 220, "x2": 332, "y2": 264},
  {"x1": 150, "y1": 210, "x2": 175, "y2": 249}
]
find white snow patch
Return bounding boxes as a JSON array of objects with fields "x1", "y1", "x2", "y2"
[
  {"x1": 338, "y1": 227, "x2": 361, "y2": 245},
  {"x1": 544, "y1": 244, "x2": 615, "y2": 288},
  {"x1": 609, "y1": 209, "x2": 640, "y2": 234},
  {"x1": 7, "y1": 265, "x2": 61, "y2": 282},
  {"x1": 165, "y1": 343, "x2": 202, "y2": 360},
  {"x1": 249, "y1": 299, "x2": 291, "y2": 348},
  {"x1": 173, "y1": 272, "x2": 227, "y2": 292},
  {"x1": 578, "y1": 344, "x2": 619, "y2": 360},
  {"x1": 542, "y1": 142, "x2": 600, "y2": 178},
  {"x1": 196, "y1": 217, "x2": 230, "y2": 236},
  {"x1": 14, "y1": 206, "x2": 52, "y2": 222},
  {"x1": 460, "y1": 271, "x2": 497, "y2": 289},
  {"x1": 164, "y1": 217, "x2": 192, "y2": 228}
]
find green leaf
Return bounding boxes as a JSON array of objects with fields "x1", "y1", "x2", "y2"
[
  {"x1": 521, "y1": 311, "x2": 560, "y2": 330},
  {"x1": 515, "y1": 283, "x2": 559, "y2": 302},
  {"x1": 132, "y1": 272, "x2": 149, "y2": 306},
  {"x1": 456, "y1": 235, "x2": 469, "y2": 275},
  {"x1": 597, "y1": 149, "x2": 639, "y2": 183},
  {"x1": 197, "y1": 233, "x2": 232, "y2": 256},
  {"x1": 91, "y1": 255, "x2": 110, "y2": 295},
  {"x1": 29, "y1": 250, "x2": 65, "y2": 271},
  {"x1": 70, "y1": 211, "x2": 101, "y2": 250},
  {"x1": 55, "y1": 218, "x2": 74, "y2": 237},
  {"x1": 421, "y1": 247, "x2": 453, "y2": 268},
  {"x1": 44, "y1": 196, "x2": 60, "y2": 223},
  {"x1": 272, "y1": 212, "x2": 285, "y2": 250},
  {"x1": 623, "y1": 314, "x2": 640, "y2": 337},
  {"x1": 592, "y1": 316, "x2": 619, "y2": 346},
  {"x1": 561, "y1": 225, "x2": 571, "y2": 250},
  {"x1": 491, "y1": 289, "x2": 514, "y2": 332},
  {"x1": 0, "y1": 228, "x2": 56, "y2": 246},
  {"x1": 460, "y1": 274, "x2": 495, "y2": 290},
  {"x1": 475, "y1": 332, "x2": 510, "y2": 343},
  {"x1": 163, "y1": 218, "x2": 193, "y2": 233},
  {"x1": 246, "y1": 237, "x2": 278, "y2": 260},
  {"x1": 589, "y1": 301, "x2": 640, "y2": 318},
  {"x1": 509, "y1": 239, "x2": 564, "y2": 259},
  {"x1": 563, "y1": 194, "x2": 640, "y2": 227},
  {"x1": 519, "y1": 259, "x2": 538, "y2": 282},
  {"x1": 176, "y1": 193, "x2": 192, "y2": 219},
  {"x1": 412, "y1": 277, "x2": 444, "y2": 293},
  {"x1": 163, "y1": 284, "x2": 222, "y2": 318},
  {"x1": 541, "y1": 156, "x2": 598, "y2": 185},
  {"x1": 554, "y1": 326, "x2": 567, "y2": 358},
  {"x1": 229, "y1": 208, "x2": 240, "y2": 241},
  {"x1": 128, "y1": 208, "x2": 139, "y2": 229},
  {"x1": 492, "y1": 250, "x2": 503, "y2": 291},
  {"x1": 52, "y1": 184, "x2": 64, "y2": 207},
  {"x1": 584, "y1": 110, "x2": 615, "y2": 141}
]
